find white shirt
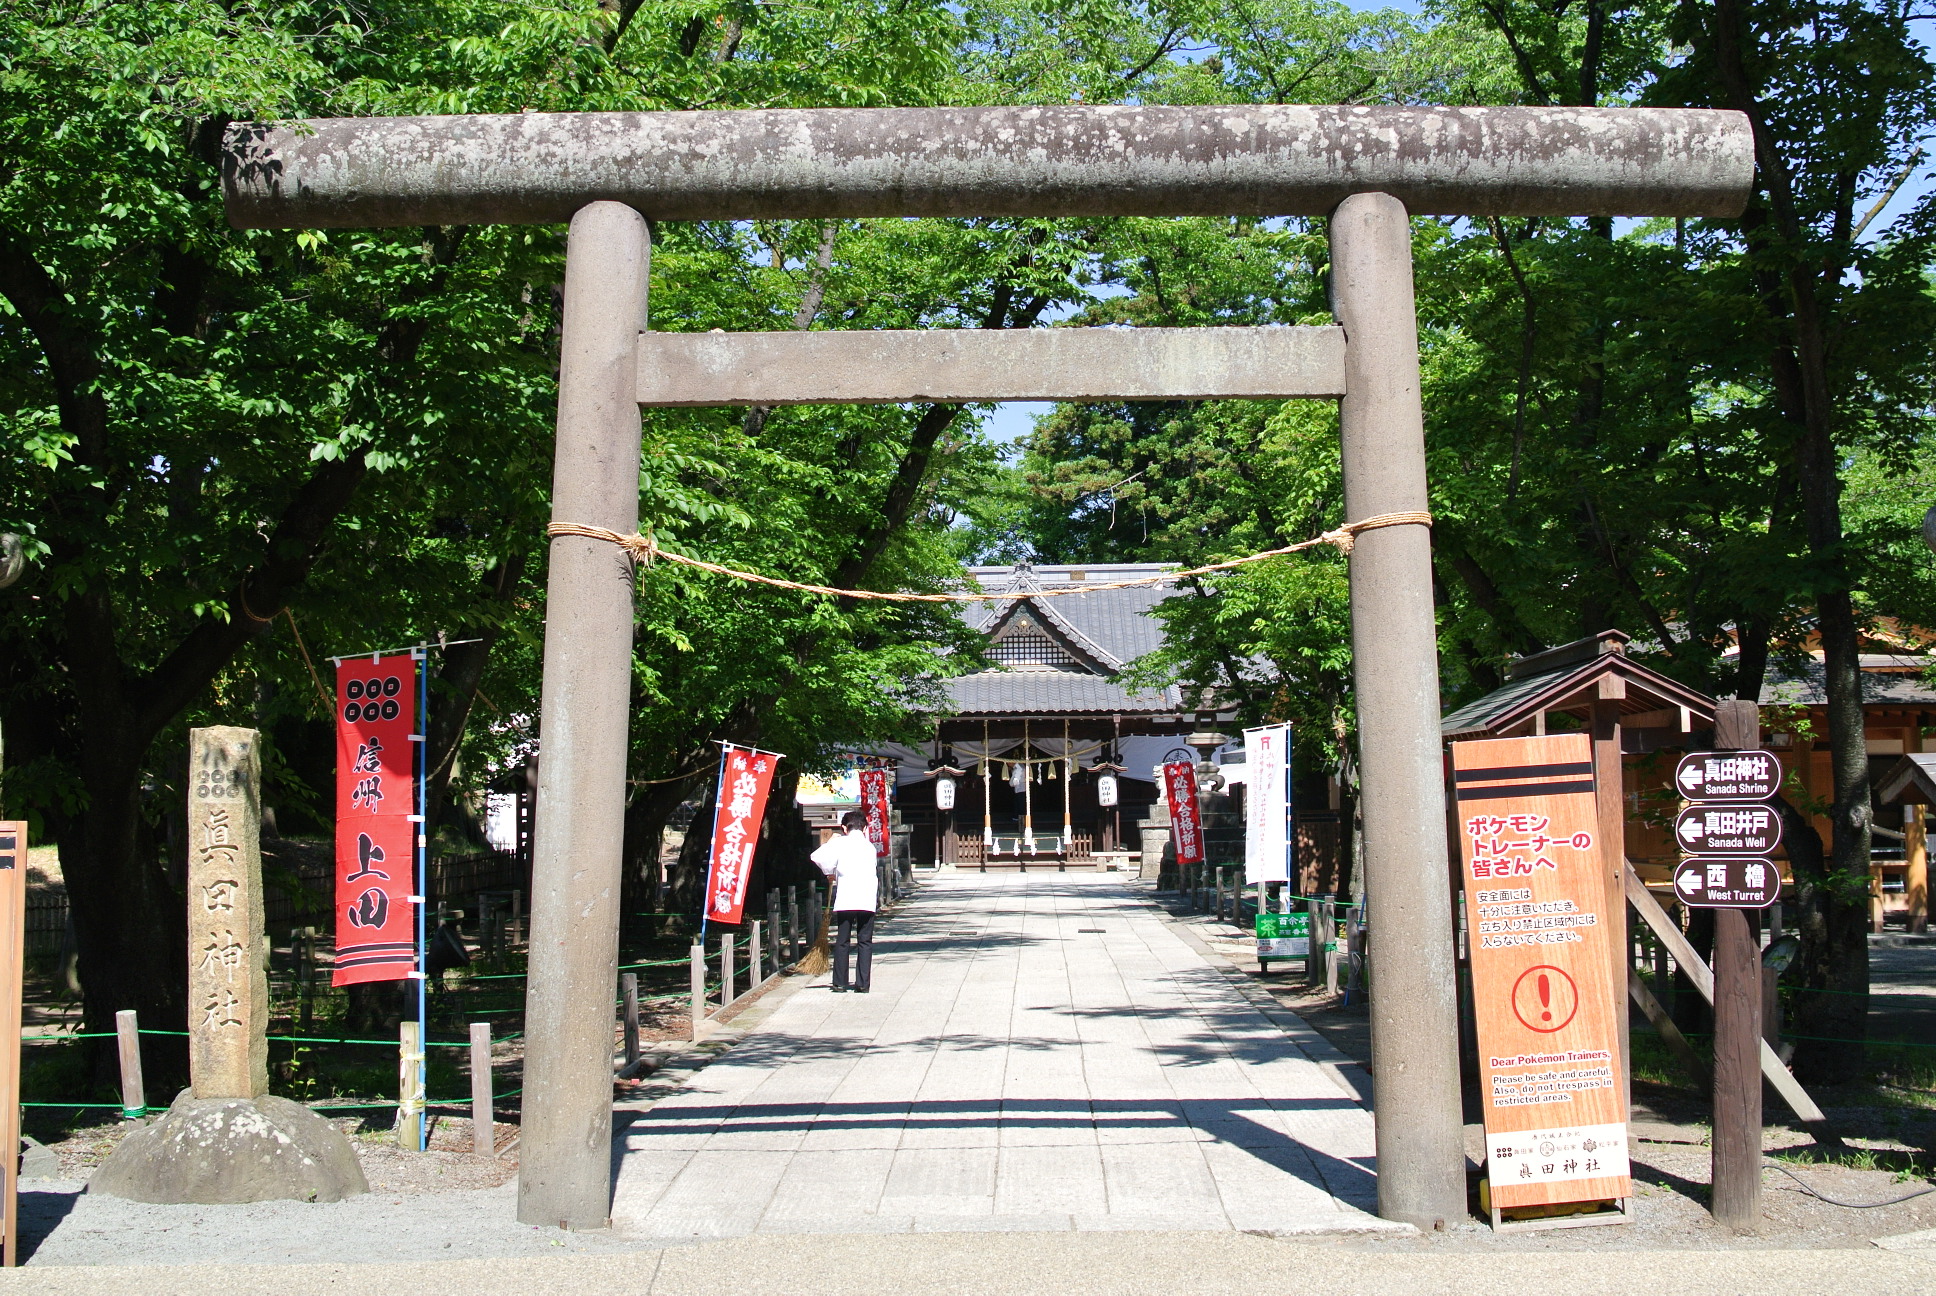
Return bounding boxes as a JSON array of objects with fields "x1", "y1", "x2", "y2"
[{"x1": 811, "y1": 830, "x2": 880, "y2": 913}]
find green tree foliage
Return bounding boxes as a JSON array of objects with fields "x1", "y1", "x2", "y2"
[
  {"x1": 0, "y1": 0, "x2": 1046, "y2": 1056},
  {"x1": 1004, "y1": 0, "x2": 1936, "y2": 1078}
]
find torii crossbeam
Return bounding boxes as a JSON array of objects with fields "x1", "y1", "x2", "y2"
[{"x1": 223, "y1": 104, "x2": 1752, "y2": 1233}]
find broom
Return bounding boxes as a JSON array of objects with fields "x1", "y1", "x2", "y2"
[{"x1": 793, "y1": 909, "x2": 832, "y2": 977}]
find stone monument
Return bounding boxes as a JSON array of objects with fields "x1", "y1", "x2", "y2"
[{"x1": 92, "y1": 726, "x2": 368, "y2": 1204}]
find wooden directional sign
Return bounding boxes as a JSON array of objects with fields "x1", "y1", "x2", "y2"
[
  {"x1": 1674, "y1": 856, "x2": 1780, "y2": 909},
  {"x1": 1674, "y1": 802, "x2": 1781, "y2": 855},
  {"x1": 1673, "y1": 751, "x2": 1781, "y2": 801}
]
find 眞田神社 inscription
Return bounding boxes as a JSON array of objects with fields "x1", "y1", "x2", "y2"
[{"x1": 188, "y1": 727, "x2": 268, "y2": 1100}]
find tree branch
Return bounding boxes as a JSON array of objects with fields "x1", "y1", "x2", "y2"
[{"x1": 0, "y1": 228, "x2": 112, "y2": 483}]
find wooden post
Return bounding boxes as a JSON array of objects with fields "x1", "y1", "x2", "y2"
[
  {"x1": 721, "y1": 930, "x2": 735, "y2": 1005},
  {"x1": 621, "y1": 971, "x2": 641, "y2": 1067},
  {"x1": 510, "y1": 887, "x2": 523, "y2": 947},
  {"x1": 788, "y1": 887, "x2": 801, "y2": 960},
  {"x1": 1304, "y1": 897, "x2": 1321, "y2": 985},
  {"x1": 751, "y1": 919, "x2": 763, "y2": 985},
  {"x1": 0, "y1": 821, "x2": 27, "y2": 1269},
  {"x1": 1590, "y1": 686, "x2": 1630, "y2": 1114},
  {"x1": 1907, "y1": 804, "x2": 1928, "y2": 934},
  {"x1": 1710, "y1": 698, "x2": 1762, "y2": 1231},
  {"x1": 398, "y1": 1020, "x2": 425, "y2": 1152},
  {"x1": 1652, "y1": 924, "x2": 1672, "y2": 1001},
  {"x1": 298, "y1": 926, "x2": 317, "y2": 1031},
  {"x1": 116, "y1": 1009, "x2": 146, "y2": 1119},
  {"x1": 1323, "y1": 901, "x2": 1341, "y2": 996},
  {"x1": 689, "y1": 941, "x2": 706, "y2": 1041},
  {"x1": 470, "y1": 1021, "x2": 494, "y2": 1156}
]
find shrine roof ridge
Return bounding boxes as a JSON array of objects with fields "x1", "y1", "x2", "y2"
[{"x1": 222, "y1": 105, "x2": 1753, "y2": 229}]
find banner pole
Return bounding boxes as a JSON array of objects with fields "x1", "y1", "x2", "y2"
[
  {"x1": 698, "y1": 743, "x2": 730, "y2": 945},
  {"x1": 414, "y1": 648, "x2": 428, "y2": 1154}
]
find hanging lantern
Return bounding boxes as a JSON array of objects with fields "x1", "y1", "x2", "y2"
[
  {"x1": 1097, "y1": 773, "x2": 1119, "y2": 807},
  {"x1": 936, "y1": 775, "x2": 957, "y2": 810}
]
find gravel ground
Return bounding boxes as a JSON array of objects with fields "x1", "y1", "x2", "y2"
[
  {"x1": 18, "y1": 892, "x2": 1934, "y2": 1265},
  {"x1": 1159, "y1": 894, "x2": 1936, "y2": 1253}
]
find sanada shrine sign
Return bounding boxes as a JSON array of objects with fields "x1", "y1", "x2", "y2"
[
  {"x1": 1673, "y1": 750, "x2": 1780, "y2": 800},
  {"x1": 1453, "y1": 734, "x2": 1630, "y2": 1216}
]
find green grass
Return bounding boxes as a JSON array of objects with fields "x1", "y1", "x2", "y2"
[{"x1": 1628, "y1": 1027, "x2": 1707, "y2": 1093}]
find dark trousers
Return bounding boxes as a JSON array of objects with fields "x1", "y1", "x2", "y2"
[{"x1": 833, "y1": 910, "x2": 874, "y2": 990}]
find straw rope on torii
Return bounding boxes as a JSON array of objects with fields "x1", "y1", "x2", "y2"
[{"x1": 545, "y1": 510, "x2": 1431, "y2": 603}]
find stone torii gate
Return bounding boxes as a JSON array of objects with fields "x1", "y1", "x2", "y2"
[{"x1": 223, "y1": 105, "x2": 1752, "y2": 1231}]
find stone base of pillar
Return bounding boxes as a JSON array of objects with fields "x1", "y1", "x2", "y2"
[
  {"x1": 1138, "y1": 825, "x2": 1172, "y2": 882},
  {"x1": 91, "y1": 1090, "x2": 368, "y2": 1204}
]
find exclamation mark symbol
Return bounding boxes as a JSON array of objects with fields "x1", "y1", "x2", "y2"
[{"x1": 1538, "y1": 973, "x2": 1552, "y2": 1023}]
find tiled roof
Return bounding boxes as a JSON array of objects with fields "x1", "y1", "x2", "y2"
[
  {"x1": 1440, "y1": 669, "x2": 1570, "y2": 738},
  {"x1": 962, "y1": 565, "x2": 1181, "y2": 667},
  {"x1": 1440, "y1": 644, "x2": 1717, "y2": 739},
  {"x1": 1758, "y1": 657, "x2": 1936, "y2": 707},
  {"x1": 945, "y1": 670, "x2": 1181, "y2": 716}
]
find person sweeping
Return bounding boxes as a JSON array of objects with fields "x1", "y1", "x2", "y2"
[{"x1": 809, "y1": 808, "x2": 880, "y2": 993}]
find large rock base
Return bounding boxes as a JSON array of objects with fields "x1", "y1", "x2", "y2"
[{"x1": 91, "y1": 1091, "x2": 369, "y2": 1204}]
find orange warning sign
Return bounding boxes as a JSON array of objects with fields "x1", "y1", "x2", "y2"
[{"x1": 1453, "y1": 734, "x2": 1631, "y2": 1211}]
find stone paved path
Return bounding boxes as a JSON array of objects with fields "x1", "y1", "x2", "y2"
[{"x1": 610, "y1": 872, "x2": 1394, "y2": 1240}]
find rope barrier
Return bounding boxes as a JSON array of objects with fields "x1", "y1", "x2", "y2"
[
  {"x1": 547, "y1": 512, "x2": 1432, "y2": 603},
  {"x1": 26, "y1": 1029, "x2": 503, "y2": 1048}
]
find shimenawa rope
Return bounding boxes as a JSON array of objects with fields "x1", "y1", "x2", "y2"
[{"x1": 545, "y1": 511, "x2": 1431, "y2": 603}]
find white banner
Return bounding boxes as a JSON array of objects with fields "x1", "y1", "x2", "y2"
[{"x1": 1243, "y1": 724, "x2": 1293, "y2": 883}]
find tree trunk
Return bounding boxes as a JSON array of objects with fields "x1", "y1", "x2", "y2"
[
  {"x1": 1700, "y1": 0, "x2": 1872, "y2": 1066},
  {"x1": 423, "y1": 555, "x2": 527, "y2": 834},
  {"x1": 52, "y1": 738, "x2": 190, "y2": 1085},
  {"x1": 1773, "y1": 792, "x2": 1867, "y2": 1081},
  {"x1": 620, "y1": 773, "x2": 705, "y2": 942},
  {"x1": 669, "y1": 774, "x2": 720, "y2": 922}
]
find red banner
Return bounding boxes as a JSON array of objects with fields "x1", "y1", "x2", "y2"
[
  {"x1": 1163, "y1": 760, "x2": 1205, "y2": 867},
  {"x1": 858, "y1": 767, "x2": 892, "y2": 854},
  {"x1": 333, "y1": 654, "x2": 418, "y2": 986},
  {"x1": 705, "y1": 746, "x2": 778, "y2": 926}
]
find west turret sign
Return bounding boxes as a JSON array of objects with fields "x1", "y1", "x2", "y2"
[{"x1": 1673, "y1": 856, "x2": 1780, "y2": 909}]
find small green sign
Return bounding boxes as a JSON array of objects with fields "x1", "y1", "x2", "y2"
[
  {"x1": 1256, "y1": 911, "x2": 1311, "y2": 957},
  {"x1": 1254, "y1": 912, "x2": 1310, "y2": 939}
]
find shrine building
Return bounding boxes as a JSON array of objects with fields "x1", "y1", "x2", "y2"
[{"x1": 893, "y1": 563, "x2": 1221, "y2": 870}]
